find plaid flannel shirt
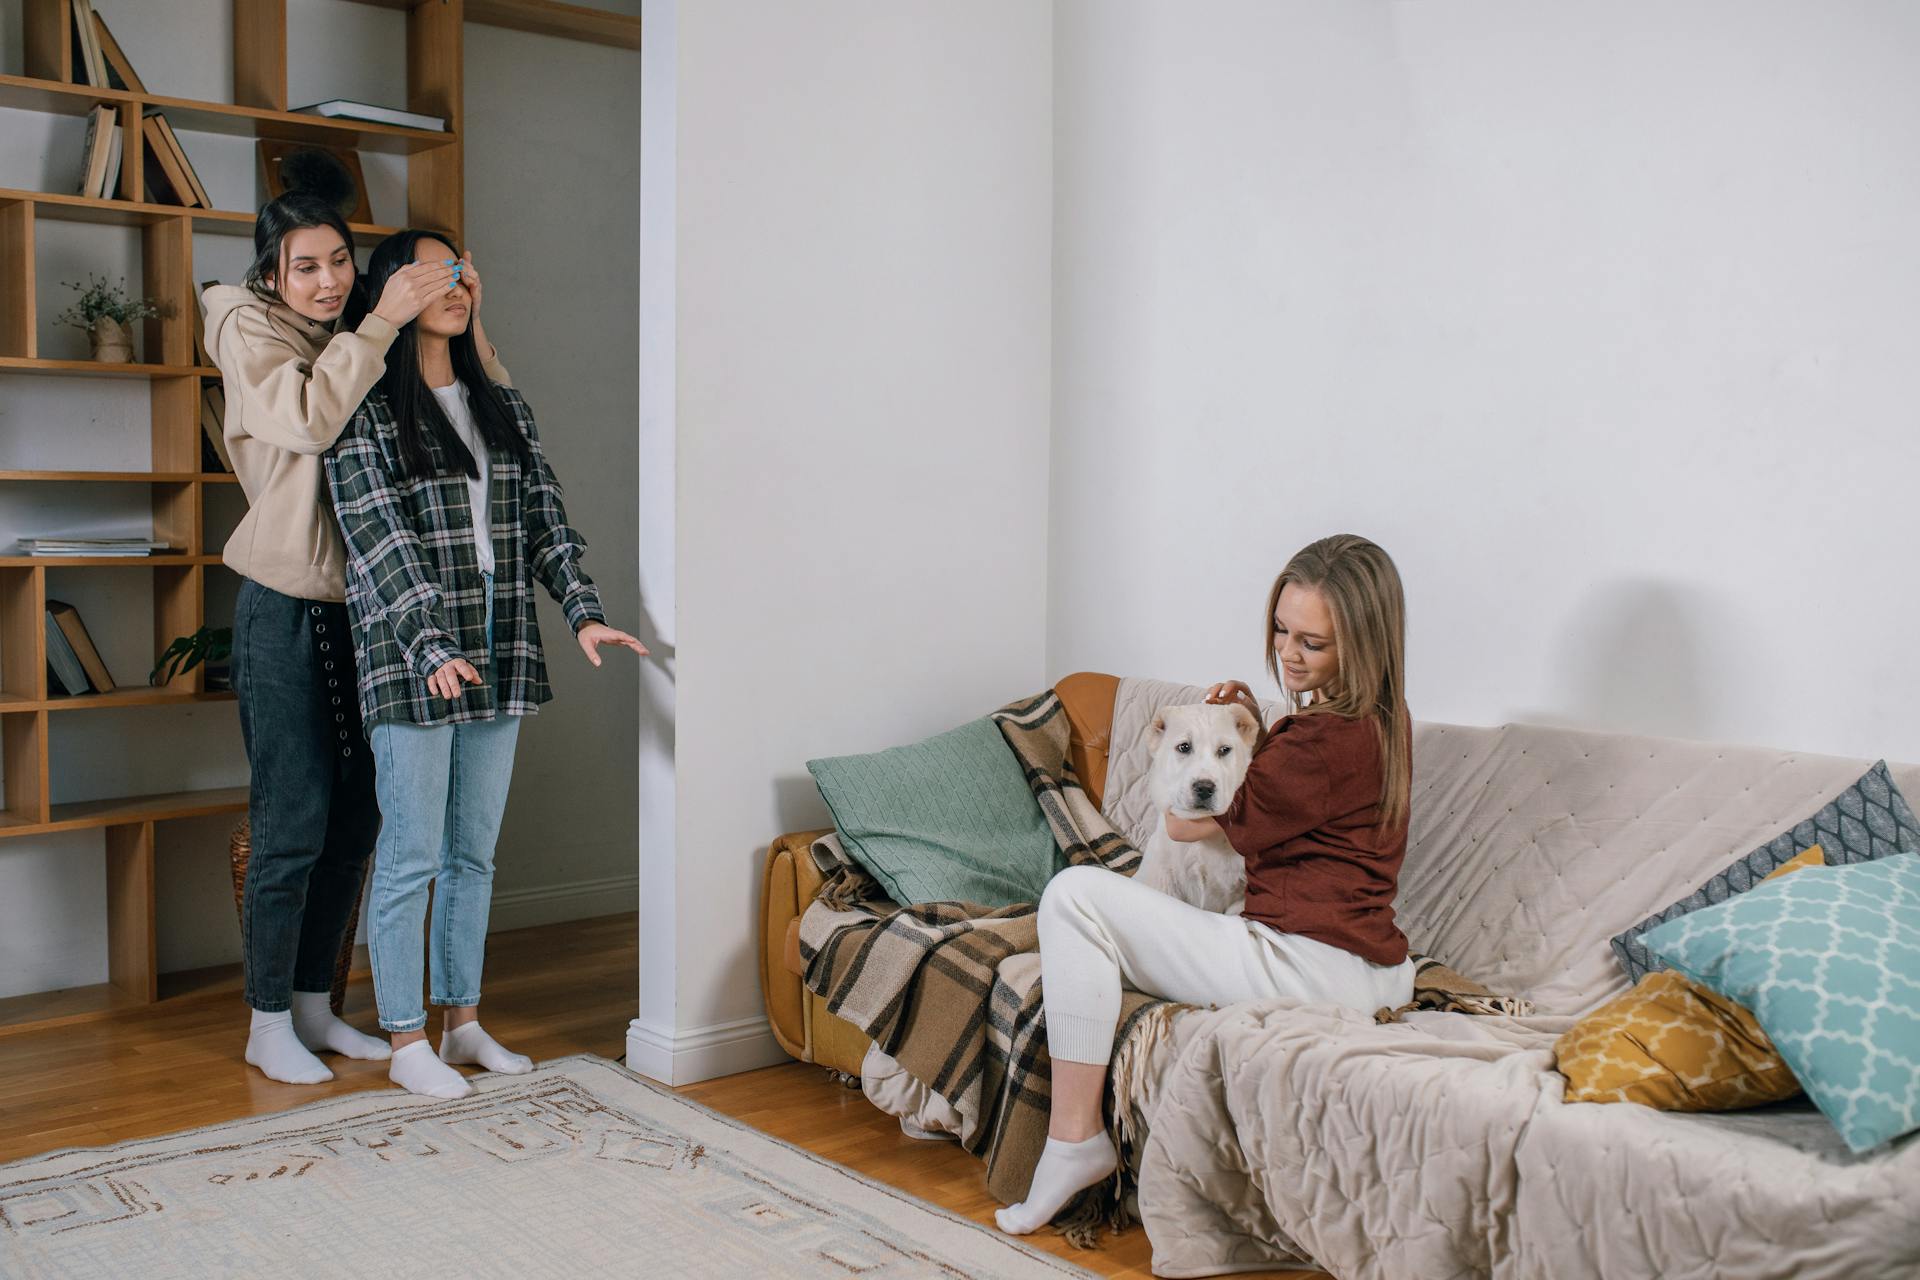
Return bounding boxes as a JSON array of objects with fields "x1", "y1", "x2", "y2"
[{"x1": 324, "y1": 382, "x2": 603, "y2": 729}]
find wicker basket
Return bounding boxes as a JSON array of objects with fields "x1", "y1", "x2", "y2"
[{"x1": 229, "y1": 818, "x2": 366, "y2": 1016}]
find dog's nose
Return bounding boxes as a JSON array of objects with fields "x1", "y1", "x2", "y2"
[{"x1": 1191, "y1": 779, "x2": 1216, "y2": 803}]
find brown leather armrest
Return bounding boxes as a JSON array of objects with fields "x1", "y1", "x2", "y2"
[{"x1": 759, "y1": 828, "x2": 833, "y2": 1061}]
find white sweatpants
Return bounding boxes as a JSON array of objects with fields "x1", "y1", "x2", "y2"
[{"x1": 1039, "y1": 864, "x2": 1417, "y2": 1065}]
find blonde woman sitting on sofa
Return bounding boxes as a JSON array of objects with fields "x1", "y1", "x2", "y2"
[{"x1": 996, "y1": 533, "x2": 1419, "y2": 1235}]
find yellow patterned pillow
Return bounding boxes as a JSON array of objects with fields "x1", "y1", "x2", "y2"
[{"x1": 1556, "y1": 846, "x2": 1825, "y2": 1109}]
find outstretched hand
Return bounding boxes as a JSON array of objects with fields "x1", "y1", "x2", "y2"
[{"x1": 577, "y1": 622, "x2": 648, "y2": 667}]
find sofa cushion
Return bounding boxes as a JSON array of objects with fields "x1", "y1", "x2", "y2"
[
  {"x1": 1611, "y1": 761, "x2": 1920, "y2": 984},
  {"x1": 1643, "y1": 853, "x2": 1920, "y2": 1153},
  {"x1": 1556, "y1": 969, "x2": 1800, "y2": 1110},
  {"x1": 1557, "y1": 845, "x2": 1820, "y2": 1109},
  {"x1": 806, "y1": 717, "x2": 1063, "y2": 908}
]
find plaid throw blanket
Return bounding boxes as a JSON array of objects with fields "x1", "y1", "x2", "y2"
[
  {"x1": 798, "y1": 691, "x2": 1155, "y2": 1231},
  {"x1": 1375, "y1": 954, "x2": 1534, "y2": 1022}
]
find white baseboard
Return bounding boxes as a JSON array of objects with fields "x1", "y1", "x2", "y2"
[
  {"x1": 626, "y1": 1015, "x2": 793, "y2": 1086},
  {"x1": 488, "y1": 874, "x2": 639, "y2": 933}
]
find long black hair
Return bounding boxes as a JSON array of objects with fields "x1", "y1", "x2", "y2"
[
  {"x1": 245, "y1": 191, "x2": 362, "y2": 309},
  {"x1": 357, "y1": 228, "x2": 530, "y2": 482}
]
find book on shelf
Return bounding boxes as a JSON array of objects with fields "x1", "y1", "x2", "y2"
[
  {"x1": 201, "y1": 383, "x2": 231, "y2": 472},
  {"x1": 45, "y1": 610, "x2": 92, "y2": 696},
  {"x1": 293, "y1": 99, "x2": 447, "y2": 132},
  {"x1": 76, "y1": 103, "x2": 115, "y2": 199},
  {"x1": 69, "y1": 0, "x2": 109, "y2": 91},
  {"x1": 141, "y1": 112, "x2": 210, "y2": 209},
  {"x1": 47, "y1": 600, "x2": 115, "y2": 694},
  {"x1": 100, "y1": 119, "x2": 123, "y2": 200},
  {"x1": 18, "y1": 538, "x2": 172, "y2": 557},
  {"x1": 93, "y1": 10, "x2": 146, "y2": 93}
]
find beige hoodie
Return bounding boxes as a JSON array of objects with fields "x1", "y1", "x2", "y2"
[{"x1": 202, "y1": 285, "x2": 508, "y2": 602}]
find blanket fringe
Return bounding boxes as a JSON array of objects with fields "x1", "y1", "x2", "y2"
[{"x1": 1054, "y1": 1168, "x2": 1135, "y2": 1250}]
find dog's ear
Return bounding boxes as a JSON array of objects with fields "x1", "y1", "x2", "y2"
[
  {"x1": 1227, "y1": 702, "x2": 1260, "y2": 747},
  {"x1": 1147, "y1": 711, "x2": 1168, "y2": 751}
]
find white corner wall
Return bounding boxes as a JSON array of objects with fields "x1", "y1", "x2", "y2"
[
  {"x1": 1050, "y1": 0, "x2": 1920, "y2": 765},
  {"x1": 632, "y1": 0, "x2": 1054, "y2": 1083}
]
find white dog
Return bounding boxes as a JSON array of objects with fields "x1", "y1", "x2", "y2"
[{"x1": 1133, "y1": 702, "x2": 1259, "y2": 915}]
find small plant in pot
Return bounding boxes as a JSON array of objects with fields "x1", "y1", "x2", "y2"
[
  {"x1": 55, "y1": 274, "x2": 162, "y2": 363},
  {"x1": 152, "y1": 625, "x2": 233, "y2": 690}
]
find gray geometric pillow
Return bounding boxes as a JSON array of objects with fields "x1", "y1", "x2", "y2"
[{"x1": 1610, "y1": 761, "x2": 1920, "y2": 983}]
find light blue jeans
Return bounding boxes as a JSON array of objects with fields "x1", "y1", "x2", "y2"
[{"x1": 366, "y1": 573, "x2": 522, "y2": 1033}]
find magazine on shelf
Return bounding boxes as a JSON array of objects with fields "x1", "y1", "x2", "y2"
[
  {"x1": 292, "y1": 99, "x2": 447, "y2": 132},
  {"x1": 18, "y1": 538, "x2": 172, "y2": 557}
]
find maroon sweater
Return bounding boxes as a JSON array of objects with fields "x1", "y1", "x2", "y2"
[{"x1": 1214, "y1": 710, "x2": 1410, "y2": 967}]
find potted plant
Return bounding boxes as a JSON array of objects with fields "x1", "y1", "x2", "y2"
[
  {"x1": 152, "y1": 625, "x2": 233, "y2": 690},
  {"x1": 55, "y1": 274, "x2": 162, "y2": 363}
]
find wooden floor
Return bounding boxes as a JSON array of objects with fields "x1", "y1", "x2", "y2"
[{"x1": 0, "y1": 913, "x2": 1325, "y2": 1279}]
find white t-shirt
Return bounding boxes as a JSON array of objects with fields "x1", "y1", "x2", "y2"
[{"x1": 431, "y1": 380, "x2": 495, "y2": 576}]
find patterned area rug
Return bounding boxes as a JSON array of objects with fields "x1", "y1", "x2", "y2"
[{"x1": 0, "y1": 1054, "x2": 1094, "y2": 1279}]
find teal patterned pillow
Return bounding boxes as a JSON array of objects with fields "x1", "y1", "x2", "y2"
[
  {"x1": 807, "y1": 718, "x2": 1065, "y2": 908},
  {"x1": 1642, "y1": 855, "x2": 1920, "y2": 1153},
  {"x1": 1612, "y1": 762, "x2": 1920, "y2": 983}
]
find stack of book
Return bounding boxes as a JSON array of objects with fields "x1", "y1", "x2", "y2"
[
  {"x1": 18, "y1": 538, "x2": 172, "y2": 558},
  {"x1": 68, "y1": 0, "x2": 145, "y2": 93},
  {"x1": 45, "y1": 600, "x2": 115, "y2": 696}
]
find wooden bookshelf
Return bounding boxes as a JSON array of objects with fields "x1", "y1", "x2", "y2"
[{"x1": 0, "y1": 0, "x2": 469, "y2": 1032}]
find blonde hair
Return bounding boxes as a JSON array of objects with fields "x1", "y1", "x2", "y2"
[{"x1": 1263, "y1": 534, "x2": 1410, "y2": 830}]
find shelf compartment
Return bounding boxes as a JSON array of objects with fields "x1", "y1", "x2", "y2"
[{"x1": 0, "y1": 74, "x2": 458, "y2": 155}]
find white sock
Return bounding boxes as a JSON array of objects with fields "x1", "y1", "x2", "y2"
[
  {"x1": 290, "y1": 991, "x2": 391, "y2": 1061},
  {"x1": 993, "y1": 1133, "x2": 1117, "y2": 1235},
  {"x1": 245, "y1": 1009, "x2": 334, "y2": 1085},
  {"x1": 439, "y1": 1020, "x2": 533, "y2": 1075},
  {"x1": 389, "y1": 1039, "x2": 473, "y2": 1099}
]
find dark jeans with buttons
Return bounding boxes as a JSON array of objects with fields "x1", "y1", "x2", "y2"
[{"x1": 233, "y1": 578, "x2": 381, "y2": 1012}]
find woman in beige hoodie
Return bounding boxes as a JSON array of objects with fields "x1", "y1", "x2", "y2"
[{"x1": 204, "y1": 191, "x2": 508, "y2": 1085}]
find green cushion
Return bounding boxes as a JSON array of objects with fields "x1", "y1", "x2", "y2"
[
  {"x1": 1642, "y1": 854, "x2": 1920, "y2": 1153},
  {"x1": 806, "y1": 718, "x2": 1064, "y2": 908}
]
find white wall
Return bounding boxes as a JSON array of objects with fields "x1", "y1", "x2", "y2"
[
  {"x1": 0, "y1": 0, "x2": 639, "y2": 998},
  {"x1": 1050, "y1": 0, "x2": 1920, "y2": 765},
  {"x1": 633, "y1": 0, "x2": 1054, "y2": 1082}
]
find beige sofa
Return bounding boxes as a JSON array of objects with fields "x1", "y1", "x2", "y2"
[{"x1": 762, "y1": 674, "x2": 1920, "y2": 1278}]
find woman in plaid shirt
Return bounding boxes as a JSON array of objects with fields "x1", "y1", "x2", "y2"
[{"x1": 325, "y1": 229, "x2": 646, "y2": 1100}]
